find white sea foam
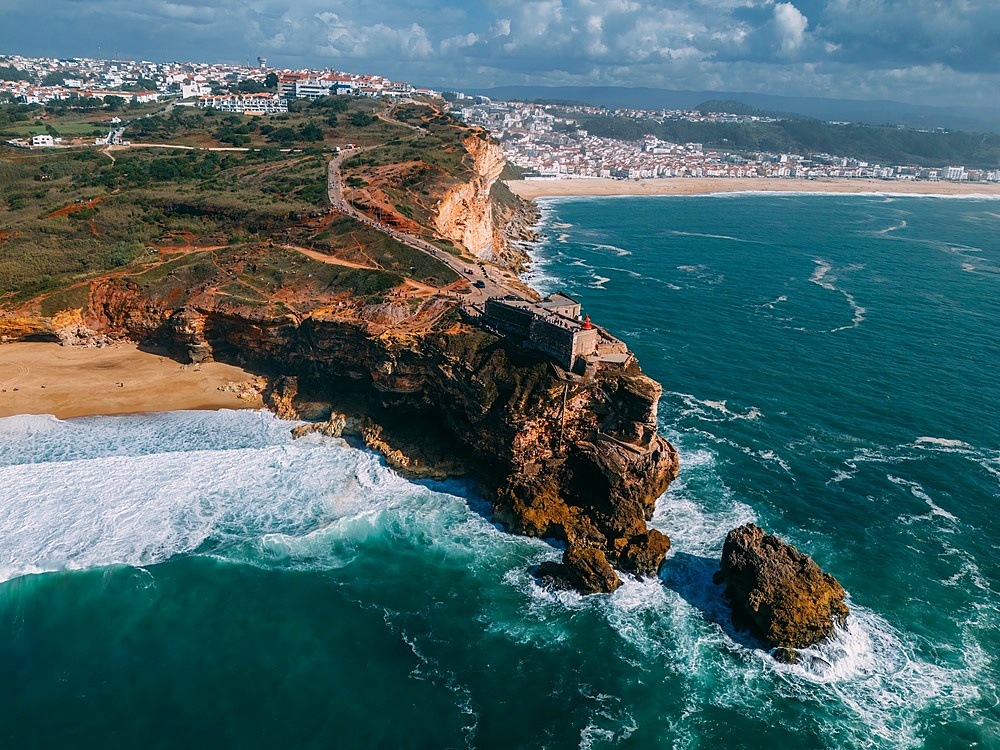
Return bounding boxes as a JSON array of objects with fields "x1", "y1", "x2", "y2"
[
  {"x1": 577, "y1": 690, "x2": 639, "y2": 748},
  {"x1": 875, "y1": 218, "x2": 908, "y2": 234},
  {"x1": 664, "y1": 392, "x2": 762, "y2": 423},
  {"x1": 888, "y1": 474, "x2": 959, "y2": 524},
  {"x1": 809, "y1": 259, "x2": 866, "y2": 332},
  {"x1": 670, "y1": 230, "x2": 760, "y2": 244},
  {"x1": 0, "y1": 411, "x2": 530, "y2": 584},
  {"x1": 593, "y1": 243, "x2": 631, "y2": 256},
  {"x1": 589, "y1": 274, "x2": 611, "y2": 289},
  {"x1": 605, "y1": 266, "x2": 643, "y2": 279},
  {"x1": 914, "y1": 436, "x2": 972, "y2": 449}
]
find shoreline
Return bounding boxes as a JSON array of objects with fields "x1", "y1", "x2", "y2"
[
  {"x1": 7, "y1": 175, "x2": 995, "y2": 422},
  {"x1": 0, "y1": 342, "x2": 264, "y2": 420},
  {"x1": 506, "y1": 177, "x2": 1000, "y2": 200}
]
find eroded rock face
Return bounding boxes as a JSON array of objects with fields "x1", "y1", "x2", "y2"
[
  {"x1": 3, "y1": 134, "x2": 679, "y2": 596},
  {"x1": 434, "y1": 135, "x2": 506, "y2": 257},
  {"x1": 714, "y1": 524, "x2": 849, "y2": 650},
  {"x1": 537, "y1": 547, "x2": 621, "y2": 594},
  {"x1": 619, "y1": 529, "x2": 672, "y2": 577}
]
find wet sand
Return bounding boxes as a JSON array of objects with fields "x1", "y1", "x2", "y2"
[
  {"x1": 505, "y1": 177, "x2": 1000, "y2": 200},
  {"x1": 0, "y1": 342, "x2": 264, "y2": 419}
]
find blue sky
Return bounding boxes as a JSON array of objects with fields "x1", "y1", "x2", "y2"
[{"x1": 1, "y1": 0, "x2": 997, "y2": 106}]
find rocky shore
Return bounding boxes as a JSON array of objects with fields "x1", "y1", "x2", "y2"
[{"x1": 0, "y1": 129, "x2": 848, "y2": 650}]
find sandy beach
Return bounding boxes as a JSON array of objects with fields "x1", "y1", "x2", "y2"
[
  {"x1": 0, "y1": 342, "x2": 264, "y2": 419},
  {"x1": 506, "y1": 177, "x2": 1000, "y2": 200}
]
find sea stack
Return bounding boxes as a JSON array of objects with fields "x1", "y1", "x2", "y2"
[{"x1": 714, "y1": 524, "x2": 849, "y2": 655}]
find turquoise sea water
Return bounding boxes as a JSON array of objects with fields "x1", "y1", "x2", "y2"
[{"x1": 2, "y1": 194, "x2": 999, "y2": 748}]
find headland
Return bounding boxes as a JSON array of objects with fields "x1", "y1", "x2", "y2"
[
  {"x1": 0, "y1": 96, "x2": 679, "y2": 594},
  {"x1": 0, "y1": 90, "x2": 855, "y2": 647},
  {"x1": 506, "y1": 176, "x2": 1000, "y2": 200}
]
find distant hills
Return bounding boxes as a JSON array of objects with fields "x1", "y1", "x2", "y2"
[{"x1": 472, "y1": 86, "x2": 1000, "y2": 135}]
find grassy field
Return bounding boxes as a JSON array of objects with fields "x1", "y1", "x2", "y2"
[
  {"x1": 0, "y1": 94, "x2": 472, "y2": 310},
  {"x1": 288, "y1": 214, "x2": 459, "y2": 287},
  {"x1": 125, "y1": 98, "x2": 407, "y2": 149},
  {"x1": 0, "y1": 146, "x2": 326, "y2": 301},
  {"x1": 0, "y1": 101, "x2": 171, "y2": 141}
]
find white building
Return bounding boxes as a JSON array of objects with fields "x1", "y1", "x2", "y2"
[
  {"x1": 30, "y1": 134, "x2": 54, "y2": 147},
  {"x1": 944, "y1": 166, "x2": 967, "y2": 181},
  {"x1": 197, "y1": 93, "x2": 287, "y2": 114},
  {"x1": 181, "y1": 82, "x2": 212, "y2": 98}
]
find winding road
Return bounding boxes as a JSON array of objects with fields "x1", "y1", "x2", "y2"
[{"x1": 325, "y1": 122, "x2": 515, "y2": 306}]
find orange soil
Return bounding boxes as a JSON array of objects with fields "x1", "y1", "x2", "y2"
[{"x1": 46, "y1": 196, "x2": 106, "y2": 219}]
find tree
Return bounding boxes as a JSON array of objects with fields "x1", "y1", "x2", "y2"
[
  {"x1": 264, "y1": 73, "x2": 278, "y2": 90},
  {"x1": 236, "y1": 79, "x2": 266, "y2": 94},
  {"x1": 267, "y1": 126, "x2": 297, "y2": 145},
  {"x1": 298, "y1": 122, "x2": 324, "y2": 142},
  {"x1": 41, "y1": 71, "x2": 65, "y2": 86},
  {"x1": 0, "y1": 65, "x2": 32, "y2": 82},
  {"x1": 104, "y1": 95, "x2": 126, "y2": 112},
  {"x1": 349, "y1": 111, "x2": 374, "y2": 127}
]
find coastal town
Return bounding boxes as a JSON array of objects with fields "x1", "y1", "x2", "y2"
[
  {"x1": 2, "y1": 54, "x2": 999, "y2": 185},
  {"x1": 0, "y1": 54, "x2": 428, "y2": 108},
  {"x1": 455, "y1": 98, "x2": 1000, "y2": 185}
]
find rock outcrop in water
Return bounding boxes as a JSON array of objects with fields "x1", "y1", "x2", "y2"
[{"x1": 714, "y1": 524, "x2": 849, "y2": 653}]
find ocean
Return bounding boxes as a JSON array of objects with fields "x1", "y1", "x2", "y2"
[{"x1": 2, "y1": 193, "x2": 998, "y2": 748}]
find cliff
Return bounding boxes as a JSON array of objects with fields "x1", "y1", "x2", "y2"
[
  {"x1": 0, "y1": 130, "x2": 678, "y2": 593},
  {"x1": 63, "y1": 273, "x2": 679, "y2": 589},
  {"x1": 431, "y1": 135, "x2": 536, "y2": 271},
  {"x1": 434, "y1": 134, "x2": 505, "y2": 258}
]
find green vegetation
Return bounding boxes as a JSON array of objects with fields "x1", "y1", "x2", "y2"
[
  {"x1": 0, "y1": 65, "x2": 33, "y2": 82},
  {"x1": 0, "y1": 94, "x2": 470, "y2": 310},
  {"x1": 0, "y1": 147, "x2": 328, "y2": 301},
  {"x1": 292, "y1": 215, "x2": 459, "y2": 287},
  {"x1": 125, "y1": 98, "x2": 404, "y2": 149},
  {"x1": 499, "y1": 163, "x2": 524, "y2": 180},
  {"x1": 343, "y1": 104, "x2": 478, "y2": 180},
  {"x1": 578, "y1": 115, "x2": 1000, "y2": 169},
  {"x1": 129, "y1": 245, "x2": 404, "y2": 308}
]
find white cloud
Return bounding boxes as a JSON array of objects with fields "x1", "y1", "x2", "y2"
[
  {"x1": 773, "y1": 2, "x2": 808, "y2": 55},
  {"x1": 0, "y1": 0, "x2": 998, "y2": 106}
]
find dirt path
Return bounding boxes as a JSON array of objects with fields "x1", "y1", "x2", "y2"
[
  {"x1": 281, "y1": 244, "x2": 376, "y2": 270},
  {"x1": 46, "y1": 196, "x2": 105, "y2": 219}
]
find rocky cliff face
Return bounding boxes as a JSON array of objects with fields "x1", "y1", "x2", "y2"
[
  {"x1": 434, "y1": 135, "x2": 507, "y2": 260},
  {"x1": 1, "y1": 137, "x2": 679, "y2": 594},
  {"x1": 4, "y1": 265, "x2": 678, "y2": 592}
]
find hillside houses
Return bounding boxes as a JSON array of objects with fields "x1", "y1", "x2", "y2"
[
  {"x1": 197, "y1": 93, "x2": 287, "y2": 114},
  {"x1": 0, "y1": 54, "x2": 417, "y2": 110}
]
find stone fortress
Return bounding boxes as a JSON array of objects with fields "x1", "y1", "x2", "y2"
[{"x1": 478, "y1": 292, "x2": 632, "y2": 374}]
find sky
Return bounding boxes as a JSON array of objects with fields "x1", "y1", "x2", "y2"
[{"x1": 0, "y1": 0, "x2": 998, "y2": 107}]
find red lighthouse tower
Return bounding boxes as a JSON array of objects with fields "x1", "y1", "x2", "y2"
[{"x1": 582, "y1": 315, "x2": 593, "y2": 330}]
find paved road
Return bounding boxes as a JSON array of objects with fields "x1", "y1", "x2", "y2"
[
  {"x1": 325, "y1": 145, "x2": 516, "y2": 306},
  {"x1": 103, "y1": 100, "x2": 514, "y2": 306}
]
